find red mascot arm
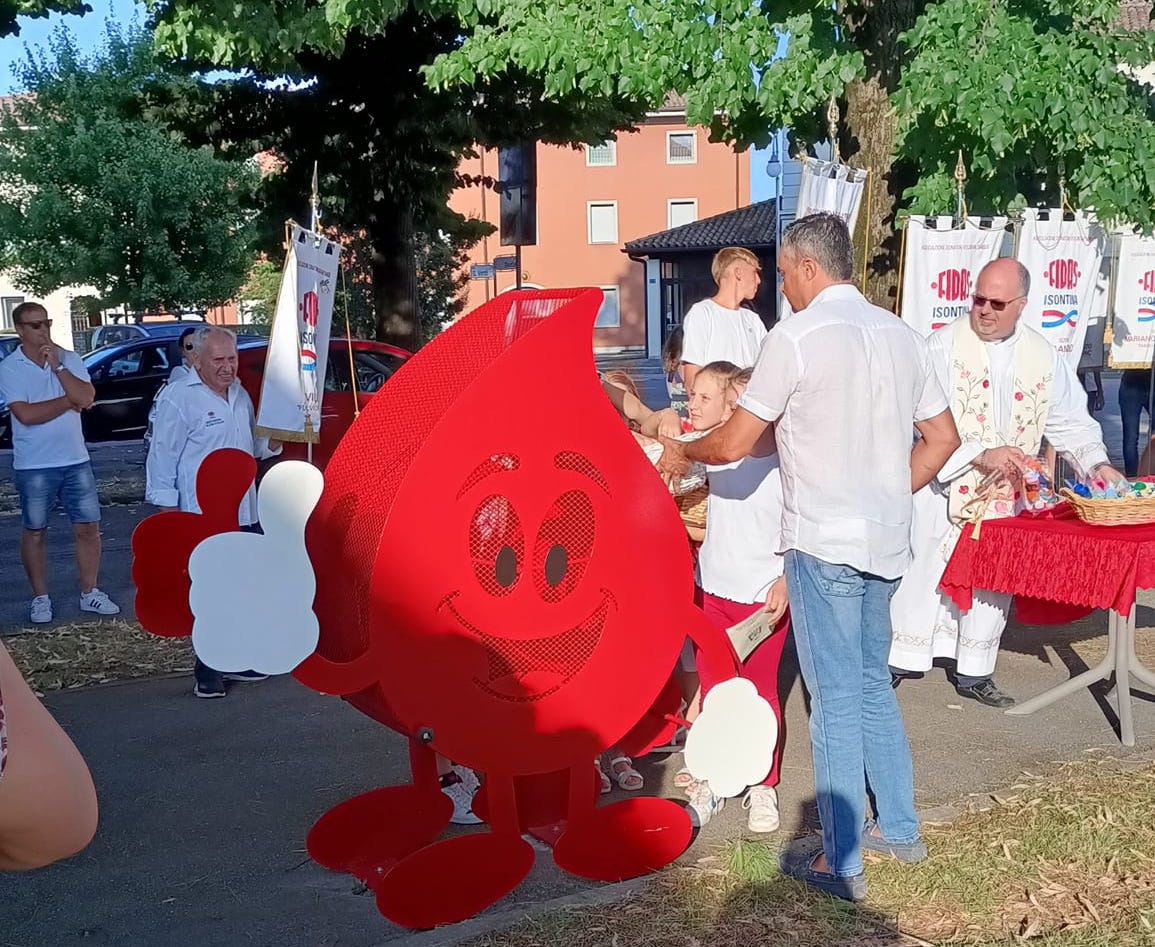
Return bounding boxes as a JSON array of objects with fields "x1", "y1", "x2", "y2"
[
  {"x1": 292, "y1": 648, "x2": 381, "y2": 696},
  {"x1": 685, "y1": 610, "x2": 741, "y2": 695}
]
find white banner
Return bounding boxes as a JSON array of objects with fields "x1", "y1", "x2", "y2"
[
  {"x1": 898, "y1": 216, "x2": 1007, "y2": 338},
  {"x1": 779, "y1": 158, "x2": 869, "y2": 320},
  {"x1": 1108, "y1": 233, "x2": 1155, "y2": 368},
  {"x1": 256, "y1": 225, "x2": 343, "y2": 442},
  {"x1": 1015, "y1": 209, "x2": 1106, "y2": 367},
  {"x1": 795, "y1": 158, "x2": 869, "y2": 232}
]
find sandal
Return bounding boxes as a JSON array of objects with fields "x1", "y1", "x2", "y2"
[
  {"x1": 673, "y1": 766, "x2": 695, "y2": 789},
  {"x1": 609, "y1": 756, "x2": 644, "y2": 792},
  {"x1": 595, "y1": 759, "x2": 612, "y2": 795}
]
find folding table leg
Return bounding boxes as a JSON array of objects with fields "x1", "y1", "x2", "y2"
[
  {"x1": 1006, "y1": 608, "x2": 1117, "y2": 717},
  {"x1": 1116, "y1": 606, "x2": 1135, "y2": 748}
]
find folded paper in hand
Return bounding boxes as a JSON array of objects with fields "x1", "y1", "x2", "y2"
[{"x1": 726, "y1": 608, "x2": 775, "y2": 663}]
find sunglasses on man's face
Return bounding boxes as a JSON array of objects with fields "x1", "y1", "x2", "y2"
[
  {"x1": 972, "y1": 294, "x2": 1025, "y2": 312},
  {"x1": 17, "y1": 319, "x2": 51, "y2": 330}
]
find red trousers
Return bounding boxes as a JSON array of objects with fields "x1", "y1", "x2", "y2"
[{"x1": 694, "y1": 588, "x2": 789, "y2": 788}]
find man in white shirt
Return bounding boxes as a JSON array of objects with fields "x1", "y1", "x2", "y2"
[
  {"x1": 889, "y1": 259, "x2": 1121, "y2": 707},
  {"x1": 146, "y1": 325, "x2": 280, "y2": 697},
  {"x1": 659, "y1": 213, "x2": 960, "y2": 901},
  {"x1": 0, "y1": 302, "x2": 120, "y2": 624},
  {"x1": 680, "y1": 246, "x2": 768, "y2": 391}
]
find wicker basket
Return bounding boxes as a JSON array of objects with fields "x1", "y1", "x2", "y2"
[
  {"x1": 675, "y1": 486, "x2": 708, "y2": 531},
  {"x1": 1059, "y1": 488, "x2": 1155, "y2": 526}
]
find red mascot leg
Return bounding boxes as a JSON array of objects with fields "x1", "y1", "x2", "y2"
[
  {"x1": 374, "y1": 772, "x2": 535, "y2": 929},
  {"x1": 306, "y1": 738, "x2": 451, "y2": 884},
  {"x1": 553, "y1": 762, "x2": 691, "y2": 882}
]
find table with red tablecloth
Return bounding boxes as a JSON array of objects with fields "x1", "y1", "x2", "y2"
[{"x1": 939, "y1": 507, "x2": 1155, "y2": 746}]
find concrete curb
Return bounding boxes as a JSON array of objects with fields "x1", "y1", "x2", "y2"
[{"x1": 371, "y1": 876, "x2": 651, "y2": 947}]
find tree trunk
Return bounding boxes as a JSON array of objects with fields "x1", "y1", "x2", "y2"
[
  {"x1": 368, "y1": 195, "x2": 422, "y2": 351},
  {"x1": 840, "y1": 1, "x2": 928, "y2": 310}
]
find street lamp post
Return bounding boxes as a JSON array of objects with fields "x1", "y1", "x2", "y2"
[{"x1": 765, "y1": 129, "x2": 785, "y2": 317}]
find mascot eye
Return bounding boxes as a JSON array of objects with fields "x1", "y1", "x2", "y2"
[
  {"x1": 470, "y1": 495, "x2": 523, "y2": 596},
  {"x1": 544, "y1": 545, "x2": 567, "y2": 586},
  {"x1": 534, "y1": 490, "x2": 594, "y2": 602}
]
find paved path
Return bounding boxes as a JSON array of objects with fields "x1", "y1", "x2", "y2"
[{"x1": 1, "y1": 605, "x2": 1153, "y2": 947}]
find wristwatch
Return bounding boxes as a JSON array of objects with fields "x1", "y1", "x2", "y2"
[{"x1": 53, "y1": 364, "x2": 66, "y2": 374}]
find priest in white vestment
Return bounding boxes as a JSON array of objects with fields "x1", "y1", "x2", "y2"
[{"x1": 889, "y1": 259, "x2": 1122, "y2": 708}]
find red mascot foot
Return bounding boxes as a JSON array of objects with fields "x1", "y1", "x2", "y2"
[
  {"x1": 374, "y1": 832, "x2": 535, "y2": 929},
  {"x1": 307, "y1": 784, "x2": 452, "y2": 882},
  {"x1": 553, "y1": 796, "x2": 692, "y2": 881}
]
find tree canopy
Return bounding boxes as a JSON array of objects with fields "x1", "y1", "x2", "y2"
[
  {"x1": 422, "y1": 0, "x2": 1155, "y2": 298},
  {"x1": 0, "y1": 27, "x2": 258, "y2": 313},
  {"x1": 0, "y1": 0, "x2": 88, "y2": 38},
  {"x1": 148, "y1": 0, "x2": 646, "y2": 347}
]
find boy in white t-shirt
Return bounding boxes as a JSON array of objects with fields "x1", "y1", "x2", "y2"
[
  {"x1": 680, "y1": 362, "x2": 788, "y2": 834},
  {"x1": 680, "y1": 247, "x2": 768, "y2": 393}
]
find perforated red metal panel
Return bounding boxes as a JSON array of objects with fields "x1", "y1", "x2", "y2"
[{"x1": 306, "y1": 289, "x2": 700, "y2": 773}]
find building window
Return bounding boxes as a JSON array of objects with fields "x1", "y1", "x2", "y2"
[
  {"x1": 666, "y1": 131, "x2": 697, "y2": 164},
  {"x1": 586, "y1": 141, "x2": 616, "y2": 167},
  {"x1": 667, "y1": 199, "x2": 698, "y2": 229},
  {"x1": 596, "y1": 286, "x2": 621, "y2": 328},
  {"x1": 0, "y1": 296, "x2": 24, "y2": 329},
  {"x1": 587, "y1": 202, "x2": 619, "y2": 245}
]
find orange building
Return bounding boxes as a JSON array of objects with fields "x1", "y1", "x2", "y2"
[{"x1": 450, "y1": 102, "x2": 751, "y2": 354}]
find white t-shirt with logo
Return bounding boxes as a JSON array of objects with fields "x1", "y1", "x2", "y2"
[
  {"x1": 0, "y1": 347, "x2": 91, "y2": 470},
  {"x1": 680, "y1": 299, "x2": 767, "y2": 370},
  {"x1": 697, "y1": 452, "x2": 785, "y2": 605}
]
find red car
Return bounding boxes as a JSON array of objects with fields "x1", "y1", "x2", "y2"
[{"x1": 237, "y1": 338, "x2": 410, "y2": 469}]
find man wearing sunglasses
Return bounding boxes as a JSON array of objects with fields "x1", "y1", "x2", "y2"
[
  {"x1": 890, "y1": 258, "x2": 1120, "y2": 708},
  {"x1": 0, "y1": 302, "x2": 120, "y2": 624}
]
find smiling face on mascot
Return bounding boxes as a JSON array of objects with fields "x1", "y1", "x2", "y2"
[{"x1": 307, "y1": 290, "x2": 702, "y2": 774}]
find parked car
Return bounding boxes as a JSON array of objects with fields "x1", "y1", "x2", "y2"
[
  {"x1": 237, "y1": 339, "x2": 409, "y2": 469},
  {"x1": 83, "y1": 335, "x2": 408, "y2": 465},
  {"x1": 81, "y1": 319, "x2": 247, "y2": 354}
]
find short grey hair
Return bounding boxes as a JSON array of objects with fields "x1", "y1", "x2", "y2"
[
  {"x1": 780, "y1": 212, "x2": 854, "y2": 281},
  {"x1": 190, "y1": 325, "x2": 237, "y2": 354}
]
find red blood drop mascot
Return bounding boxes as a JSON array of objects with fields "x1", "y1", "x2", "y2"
[{"x1": 133, "y1": 289, "x2": 738, "y2": 929}]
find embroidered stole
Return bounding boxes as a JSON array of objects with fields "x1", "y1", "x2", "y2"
[{"x1": 946, "y1": 320, "x2": 1053, "y2": 527}]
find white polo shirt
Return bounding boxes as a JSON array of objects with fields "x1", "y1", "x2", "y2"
[
  {"x1": 0, "y1": 347, "x2": 91, "y2": 471},
  {"x1": 145, "y1": 371, "x2": 279, "y2": 525},
  {"x1": 739, "y1": 284, "x2": 948, "y2": 579},
  {"x1": 681, "y1": 299, "x2": 767, "y2": 369}
]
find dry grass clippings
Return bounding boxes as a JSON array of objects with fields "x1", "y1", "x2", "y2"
[
  {"x1": 462, "y1": 760, "x2": 1155, "y2": 947},
  {"x1": 4, "y1": 619, "x2": 191, "y2": 691}
]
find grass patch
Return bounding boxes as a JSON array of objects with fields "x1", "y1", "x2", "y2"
[
  {"x1": 4, "y1": 619, "x2": 191, "y2": 691},
  {"x1": 465, "y1": 760, "x2": 1155, "y2": 947}
]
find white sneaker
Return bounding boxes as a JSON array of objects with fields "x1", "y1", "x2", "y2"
[
  {"x1": 30, "y1": 595, "x2": 52, "y2": 624},
  {"x1": 442, "y1": 766, "x2": 483, "y2": 825},
  {"x1": 79, "y1": 588, "x2": 121, "y2": 616},
  {"x1": 743, "y1": 785, "x2": 780, "y2": 833},
  {"x1": 686, "y1": 780, "x2": 724, "y2": 828}
]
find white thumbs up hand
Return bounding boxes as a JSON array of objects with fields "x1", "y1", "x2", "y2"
[
  {"x1": 683, "y1": 678, "x2": 777, "y2": 798},
  {"x1": 189, "y1": 461, "x2": 324, "y2": 676}
]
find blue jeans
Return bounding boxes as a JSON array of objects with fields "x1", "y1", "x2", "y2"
[
  {"x1": 1119, "y1": 370, "x2": 1153, "y2": 477},
  {"x1": 14, "y1": 461, "x2": 101, "y2": 530},
  {"x1": 784, "y1": 550, "x2": 921, "y2": 877}
]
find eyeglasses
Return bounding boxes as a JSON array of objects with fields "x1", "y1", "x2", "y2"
[
  {"x1": 972, "y1": 294, "x2": 1025, "y2": 312},
  {"x1": 16, "y1": 319, "x2": 51, "y2": 330}
]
